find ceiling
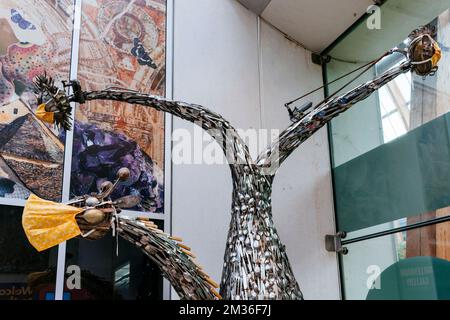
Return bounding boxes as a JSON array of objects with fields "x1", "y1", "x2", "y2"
[{"x1": 238, "y1": 0, "x2": 377, "y2": 53}]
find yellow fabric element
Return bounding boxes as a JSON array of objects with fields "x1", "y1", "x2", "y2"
[
  {"x1": 22, "y1": 195, "x2": 83, "y2": 252},
  {"x1": 35, "y1": 104, "x2": 55, "y2": 124},
  {"x1": 432, "y1": 42, "x2": 442, "y2": 68}
]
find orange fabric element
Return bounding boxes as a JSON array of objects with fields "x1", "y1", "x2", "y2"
[
  {"x1": 432, "y1": 41, "x2": 442, "y2": 68},
  {"x1": 22, "y1": 195, "x2": 83, "y2": 252},
  {"x1": 35, "y1": 103, "x2": 54, "y2": 124}
]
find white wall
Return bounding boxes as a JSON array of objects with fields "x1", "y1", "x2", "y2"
[
  {"x1": 259, "y1": 21, "x2": 340, "y2": 300},
  {"x1": 171, "y1": 0, "x2": 340, "y2": 300}
]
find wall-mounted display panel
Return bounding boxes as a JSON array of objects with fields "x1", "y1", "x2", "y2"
[{"x1": 0, "y1": 0, "x2": 173, "y2": 300}]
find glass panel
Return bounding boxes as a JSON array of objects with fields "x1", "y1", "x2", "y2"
[
  {"x1": 63, "y1": 0, "x2": 168, "y2": 300},
  {"x1": 327, "y1": 0, "x2": 450, "y2": 300},
  {"x1": 62, "y1": 0, "x2": 168, "y2": 300},
  {"x1": 328, "y1": 1, "x2": 450, "y2": 167},
  {"x1": 341, "y1": 221, "x2": 450, "y2": 300},
  {"x1": 328, "y1": 1, "x2": 450, "y2": 234},
  {"x1": 70, "y1": 0, "x2": 167, "y2": 213},
  {"x1": 64, "y1": 219, "x2": 164, "y2": 300},
  {"x1": 0, "y1": 205, "x2": 58, "y2": 300},
  {"x1": 0, "y1": 1, "x2": 74, "y2": 202},
  {"x1": 333, "y1": 112, "x2": 450, "y2": 232}
]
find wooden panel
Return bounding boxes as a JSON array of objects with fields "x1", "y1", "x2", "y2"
[
  {"x1": 436, "y1": 209, "x2": 450, "y2": 260},
  {"x1": 435, "y1": 11, "x2": 450, "y2": 261}
]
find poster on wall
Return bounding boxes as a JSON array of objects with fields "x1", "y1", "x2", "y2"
[
  {"x1": 70, "y1": 0, "x2": 167, "y2": 213},
  {"x1": 0, "y1": 0, "x2": 74, "y2": 202}
]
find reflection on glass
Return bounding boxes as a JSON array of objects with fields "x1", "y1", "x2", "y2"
[
  {"x1": 0, "y1": 205, "x2": 58, "y2": 300},
  {"x1": 330, "y1": 12, "x2": 450, "y2": 166},
  {"x1": 115, "y1": 262, "x2": 130, "y2": 291},
  {"x1": 64, "y1": 219, "x2": 164, "y2": 300},
  {"x1": 378, "y1": 70, "x2": 411, "y2": 143},
  {"x1": 342, "y1": 222, "x2": 450, "y2": 300}
]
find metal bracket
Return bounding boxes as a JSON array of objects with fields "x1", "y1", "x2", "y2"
[{"x1": 325, "y1": 231, "x2": 348, "y2": 255}]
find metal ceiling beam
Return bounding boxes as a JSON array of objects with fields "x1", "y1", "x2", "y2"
[{"x1": 237, "y1": 0, "x2": 272, "y2": 15}]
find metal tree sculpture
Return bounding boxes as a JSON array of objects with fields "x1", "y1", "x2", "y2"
[{"x1": 33, "y1": 27, "x2": 440, "y2": 300}]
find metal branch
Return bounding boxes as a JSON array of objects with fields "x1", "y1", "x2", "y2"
[
  {"x1": 256, "y1": 61, "x2": 413, "y2": 173},
  {"x1": 257, "y1": 27, "x2": 441, "y2": 173},
  {"x1": 76, "y1": 90, "x2": 256, "y2": 177},
  {"x1": 118, "y1": 216, "x2": 221, "y2": 300}
]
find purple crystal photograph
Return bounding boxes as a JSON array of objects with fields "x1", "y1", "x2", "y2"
[{"x1": 69, "y1": 122, "x2": 164, "y2": 213}]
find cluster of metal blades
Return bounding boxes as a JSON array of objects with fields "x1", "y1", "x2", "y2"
[{"x1": 117, "y1": 216, "x2": 221, "y2": 300}]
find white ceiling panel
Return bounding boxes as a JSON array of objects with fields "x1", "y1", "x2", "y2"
[{"x1": 261, "y1": 0, "x2": 376, "y2": 52}]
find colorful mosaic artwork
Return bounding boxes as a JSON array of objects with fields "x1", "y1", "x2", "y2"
[
  {"x1": 70, "y1": 0, "x2": 166, "y2": 213},
  {"x1": 0, "y1": 0, "x2": 73, "y2": 201}
]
